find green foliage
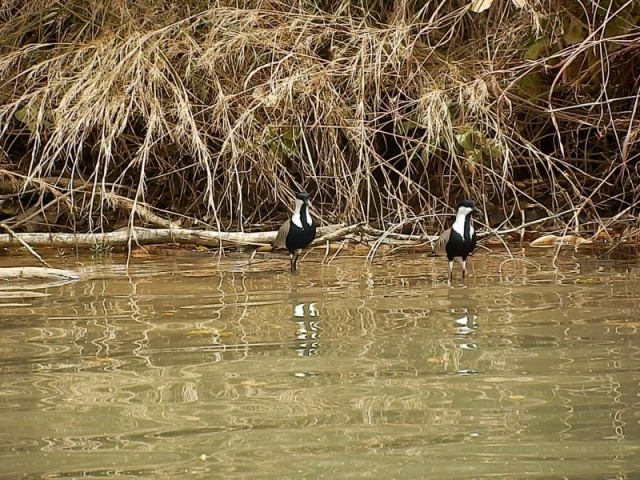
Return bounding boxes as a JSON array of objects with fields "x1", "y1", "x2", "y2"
[
  {"x1": 14, "y1": 104, "x2": 53, "y2": 133},
  {"x1": 563, "y1": 16, "x2": 585, "y2": 45},
  {"x1": 90, "y1": 242, "x2": 113, "y2": 259},
  {"x1": 455, "y1": 129, "x2": 502, "y2": 164}
]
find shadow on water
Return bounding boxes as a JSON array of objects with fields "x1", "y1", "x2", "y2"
[{"x1": 0, "y1": 249, "x2": 639, "y2": 479}]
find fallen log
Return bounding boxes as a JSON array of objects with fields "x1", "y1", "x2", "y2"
[
  {"x1": 0, "y1": 210, "x2": 607, "y2": 255},
  {"x1": 0, "y1": 267, "x2": 81, "y2": 281},
  {"x1": 0, "y1": 225, "x2": 345, "y2": 249}
]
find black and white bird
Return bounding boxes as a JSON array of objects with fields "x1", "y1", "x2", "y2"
[
  {"x1": 274, "y1": 191, "x2": 317, "y2": 272},
  {"x1": 433, "y1": 199, "x2": 481, "y2": 280}
]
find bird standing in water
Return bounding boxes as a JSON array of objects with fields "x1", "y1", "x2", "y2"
[
  {"x1": 433, "y1": 199, "x2": 481, "y2": 280},
  {"x1": 274, "y1": 191, "x2": 317, "y2": 272}
]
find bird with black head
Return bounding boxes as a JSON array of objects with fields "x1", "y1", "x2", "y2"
[
  {"x1": 433, "y1": 199, "x2": 481, "y2": 280},
  {"x1": 274, "y1": 191, "x2": 317, "y2": 272}
]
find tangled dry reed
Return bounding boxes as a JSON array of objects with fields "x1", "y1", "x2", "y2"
[{"x1": 0, "y1": 0, "x2": 638, "y2": 240}]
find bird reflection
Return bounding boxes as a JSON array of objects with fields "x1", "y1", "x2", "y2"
[
  {"x1": 452, "y1": 310, "x2": 479, "y2": 337},
  {"x1": 447, "y1": 288, "x2": 480, "y2": 373},
  {"x1": 292, "y1": 301, "x2": 320, "y2": 357}
]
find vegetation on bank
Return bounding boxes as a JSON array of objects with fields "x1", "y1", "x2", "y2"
[{"x1": 0, "y1": 0, "x2": 638, "y2": 245}]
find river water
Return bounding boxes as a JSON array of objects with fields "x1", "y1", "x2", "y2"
[{"x1": 1, "y1": 249, "x2": 639, "y2": 479}]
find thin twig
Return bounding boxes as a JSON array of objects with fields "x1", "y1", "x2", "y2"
[
  {"x1": 0, "y1": 222, "x2": 52, "y2": 268},
  {"x1": 478, "y1": 208, "x2": 578, "y2": 240}
]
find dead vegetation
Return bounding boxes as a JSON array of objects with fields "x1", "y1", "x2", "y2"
[{"x1": 0, "y1": 0, "x2": 639, "y2": 249}]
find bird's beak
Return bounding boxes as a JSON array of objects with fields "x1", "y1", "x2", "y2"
[{"x1": 473, "y1": 207, "x2": 482, "y2": 215}]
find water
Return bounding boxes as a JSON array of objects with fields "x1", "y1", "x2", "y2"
[{"x1": 1, "y1": 249, "x2": 639, "y2": 479}]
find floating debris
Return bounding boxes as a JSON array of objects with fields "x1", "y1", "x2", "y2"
[{"x1": 529, "y1": 234, "x2": 593, "y2": 248}]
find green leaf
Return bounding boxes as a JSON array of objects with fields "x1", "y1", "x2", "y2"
[
  {"x1": 595, "y1": 0, "x2": 613, "y2": 18},
  {"x1": 455, "y1": 129, "x2": 482, "y2": 153},
  {"x1": 605, "y1": 17, "x2": 631, "y2": 36},
  {"x1": 518, "y1": 73, "x2": 541, "y2": 98},
  {"x1": 455, "y1": 131, "x2": 473, "y2": 152},
  {"x1": 587, "y1": 48, "x2": 599, "y2": 69},
  {"x1": 14, "y1": 104, "x2": 54, "y2": 132},
  {"x1": 524, "y1": 39, "x2": 549, "y2": 60},
  {"x1": 280, "y1": 127, "x2": 298, "y2": 152},
  {"x1": 564, "y1": 17, "x2": 585, "y2": 45},
  {"x1": 14, "y1": 107, "x2": 29, "y2": 123},
  {"x1": 482, "y1": 139, "x2": 502, "y2": 159}
]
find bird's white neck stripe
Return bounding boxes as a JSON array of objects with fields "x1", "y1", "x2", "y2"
[
  {"x1": 292, "y1": 199, "x2": 311, "y2": 229},
  {"x1": 452, "y1": 210, "x2": 474, "y2": 239}
]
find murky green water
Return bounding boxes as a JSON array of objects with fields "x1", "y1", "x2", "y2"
[{"x1": 1, "y1": 250, "x2": 639, "y2": 479}]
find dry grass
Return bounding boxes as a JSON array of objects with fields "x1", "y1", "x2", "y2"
[{"x1": 0, "y1": 0, "x2": 638, "y2": 239}]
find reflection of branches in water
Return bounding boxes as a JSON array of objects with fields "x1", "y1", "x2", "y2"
[
  {"x1": 3, "y1": 256, "x2": 640, "y2": 461},
  {"x1": 553, "y1": 377, "x2": 630, "y2": 443}
]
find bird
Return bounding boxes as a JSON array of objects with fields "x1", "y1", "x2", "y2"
[
  {"x1": 433, "y1": 199, "x2": 481, "y2": 280},
  {"x1": 274, "y1": 191, "x2": 317, "y2": 272}
]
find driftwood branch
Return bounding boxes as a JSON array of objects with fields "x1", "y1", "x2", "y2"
[
  {"x1": 0, "y1": 174, "x2": 179, "y2": 229},
  {"x1": 0, "y1": 225, "x2": 345, "y2": 249},
  {"x1": 0, "y1": 267, "x2": 81, "y2": 281},
  {"x1": 360, "y1": 225, "x2": 437, "y2": 242},
  {"x1": 0, "y1": 221, "x2": 52, "y2": 267},
  {"x1": 0, "y1": 176, "x2": 89, "y2": 194},
  {"x1": 0, "y1": 207, "x2": 598, "y2": 255},
  {"x1": 477, "y1": 208, "x2": 578, "y2": 239},
  {"x1": 104, "y1": 192, "x2": 181, "y2": 229},
  {"x1": 314, "y1": 224, "x2": 366, "y2": 243}
]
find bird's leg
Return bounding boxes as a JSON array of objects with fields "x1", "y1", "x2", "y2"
[
  {"x1": 462, "y1": 258, "x2": 467, "y2": 279},
  {"x1": 289, "y1": 252, "x2": 296, "y2": 272},
  {"x1": 291, "y1": 250, "x2": 301, "y2": 272},
  {"x1": 448, "y1": 259, "x2": 454, "y2": 281}
]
